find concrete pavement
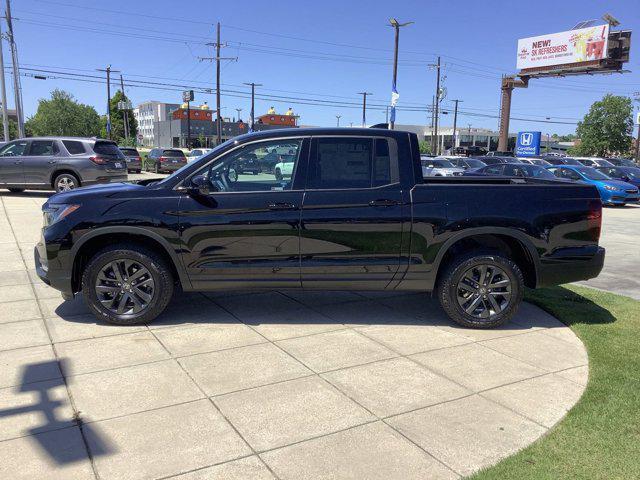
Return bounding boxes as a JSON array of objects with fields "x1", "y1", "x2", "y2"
[{"x1": 0, "y1": 188, "x2": 591, "y2": 479}]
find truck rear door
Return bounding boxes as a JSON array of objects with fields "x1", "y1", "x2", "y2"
[{"x1": 300, "y1": 136, "x2": 404, "y2": 290}]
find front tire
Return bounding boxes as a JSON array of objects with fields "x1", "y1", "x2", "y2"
[
  {"x1": 437, "y1": 250, "x2": 524, "y2": 329},
  {"x1": 81, "y1": 244, "x2": 174, "y2": 325}
]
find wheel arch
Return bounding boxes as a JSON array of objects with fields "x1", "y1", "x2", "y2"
[
  {"x1": 70, "y1": 227, "x2": 191, "y2": 293},
  {"x1": 433, "y1": 228, "x2": 540, "y2": 289},
  {"x1": 50, "y1": 168, "x2": 82, "y2": 189}
]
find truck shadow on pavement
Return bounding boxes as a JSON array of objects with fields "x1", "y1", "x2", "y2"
[
  {"x1": 0, "y1": 359, "x2": 115, "y2": 465},
  {"x1": 53, "y1": 288, "x2": 615, "y2": 332}
]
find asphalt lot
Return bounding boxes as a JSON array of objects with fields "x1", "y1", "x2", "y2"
[
  {"x1": 579, "y1": 203, "x2": 640, "y2": 300},
  {"x1": 0, "y1": 182, "x2": 597, "y2": 479}
]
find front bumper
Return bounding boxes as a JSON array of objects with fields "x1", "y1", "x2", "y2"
[
  {"x1": 35, "y1": 240, "x2": 73, "y2": 296},
  {"x1": 537, "y1": 246, "x2": 605, "y2": 287}
]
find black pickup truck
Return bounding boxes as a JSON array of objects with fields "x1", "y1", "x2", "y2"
[{"x1": 35, "y1": 128, "x2": 605, "y2": 328}]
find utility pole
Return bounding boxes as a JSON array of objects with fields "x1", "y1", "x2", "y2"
[
  {"x1": 235, "y1": 108, "x2": 242, "y2": 122},
  {"x1": 388, "y1": 18, "x2": 412, "y2": 130},
  {"x1": 215, "y1": 22, "x2": 222, "y2": 144},
  {"x1": 5, "y1": 0, "x2": 23, "y2": 137},
  {"x1": 430, "y1": 57, "x2": 442, "y2": 155},
  {"x1": 201, "y1": 24, "x2": 237, "y2": 144},
  {"x1": 451, "y1": 99, "x2": 462, "y2": 151},
  {"x1": 97, "y1": 66, "x2": 119, "y2": 140},
  {"x1": 385, "y1": 106, "x2": 389, "y2": 124},
  {"x1": 358, "y1": 92, "x2": 372, "y2": 127},
  {"x1": 336, "y1": 115, "x2": 341, "y2": 127},
  {"x1": 243, "y1": 82, "x2": 262, "y2": 131},
  {"x1": 0, "y1": 20, "x2": 9, "y2": 141},
  {"x1": 119, "y1": 74, "x2": 130, "y2": 142}
]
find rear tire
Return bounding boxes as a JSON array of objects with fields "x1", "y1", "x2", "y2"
[
  {"x1": 81, "y1": 243, "x2": 174, "y2": 325},
  {"x1": 437, "y1": 250, "x2": 524, "y2": 329},
  {"x1": 53, "y1": 173, "x2": 80, "y2": 193}
]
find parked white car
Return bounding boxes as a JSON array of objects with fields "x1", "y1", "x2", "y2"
[
  {"x1": 274, "y1": 159, "x2": 295, "y2": 180},
  {"x1": 187, "y1": 148, "x2": 214, "y2": 163},
  {"x1": 420, "y1": 157, "x2": 465, "y2": 177}
]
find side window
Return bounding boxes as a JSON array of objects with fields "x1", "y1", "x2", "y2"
[
  {"x1": 62, "y1": 140, "x2": 85, "y2": 155},
  {"x1": 484, "y1": 165, "x2": 503, "y2": 175},
  {"x1": 28, "y1": 140, "x2": 56, "y2": 156},
  {"x1": 308, "y1": 137, "x2": 397, "y2": 190},
  {"x1": 373, "y1": 138, "x2": 399, "y2": 187},
  {"x1": 203, "y1": 139, "x2": 303, "y2": 192},
  {"x1": 0, "y1": 140, "x2": 28, "y2": 157},
  {"x1": 563, "y1": 169, "x2": 580, "y2": 180}
]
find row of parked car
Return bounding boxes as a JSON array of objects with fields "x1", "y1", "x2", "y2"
[{"x1": 421, "y1": 154, "x2": 640, "y2": 206}]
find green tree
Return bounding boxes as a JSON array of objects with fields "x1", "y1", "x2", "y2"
[
  {"x1": 25, "y1": 89, "x2": 101, "y2": 137},
  {"x1": 574, "y1": 94, "x2": 633, "y2": 156},
  {"x1": 100, "y1": 90, "x2": 138, "y2": 144},
  {"x1": 418, "y1": 140, "x2": 431, "y2": 154}
]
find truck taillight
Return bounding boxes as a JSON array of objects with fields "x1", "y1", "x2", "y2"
[
  {"x1": 587, "y1": 199, "x2": 602, "y2": 242},
  {"x1": 89, "y1": 156, "x2": 109, "y2": 165},
  {"x1": 137, "y1": 156, "x2": 142, "y2": 161},
  {"x1": 159, "y1": 156, "x2": 167, "y2": 162}
]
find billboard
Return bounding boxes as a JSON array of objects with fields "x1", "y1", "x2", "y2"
[
  {"x1": 515, "y1": 131, "x2": 541, "y2": 157},
  {"x1": 517, "y1": 25, "x2": 609, "y2": 70}
]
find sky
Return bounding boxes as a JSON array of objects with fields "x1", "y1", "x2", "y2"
[{"x1": 6, "y1": 0, "x2": 640, "y2": 136}]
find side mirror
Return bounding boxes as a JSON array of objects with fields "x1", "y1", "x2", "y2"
[
  {"x1": 622, "y1": 176, "x2": 630, "y2": 182},
  {"x1": 189, "y1": 174, "x2": 211, "y2": 195}
]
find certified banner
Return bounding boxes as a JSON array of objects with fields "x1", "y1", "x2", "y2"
[{"x1": 517, "y1": 25, "x2": 609, "y2": 70}]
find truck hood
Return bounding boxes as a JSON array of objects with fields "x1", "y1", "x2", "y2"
[{"x1": 46, "y1": 182, "x2": 146, "y2": 205}]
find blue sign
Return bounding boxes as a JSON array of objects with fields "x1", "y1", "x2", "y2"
[{"x1": 515, "y1": 131, "x2": 541, "y2": 157}]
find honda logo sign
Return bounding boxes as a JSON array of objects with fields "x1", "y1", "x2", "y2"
[{"x1": 515, "y1": 131, "x2": 541, "y2": 157}]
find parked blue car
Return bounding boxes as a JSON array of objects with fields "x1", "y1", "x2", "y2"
[
  {"x1": 547, "y1": 165, "x2": 639, "y2": 206},
  {"x1": 595, "y1": 166, "x2": 640, "y2": 189}
]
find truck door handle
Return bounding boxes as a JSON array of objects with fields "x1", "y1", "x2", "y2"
[
  {"x1": 267, "y1": 202, "x2": 297, "y2": 210},
  {"x1": 48, "y1": 161, "x2": 57, "y2": 164},
  {"x1": 369, "y1": 199, "x2": 400, "y2": 207},
  {"x1": 13, "y1": 160, "x2": 22, "y2": 165}
]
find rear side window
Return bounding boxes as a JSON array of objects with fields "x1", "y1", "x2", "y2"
[
  {"x1": 120, "y1": 148, "x2": 139, "y2": 156},
  {"x1": 308, "y1": 137, "x2": 398, "y2": 190},
  {"x1": 62, "y1": 140, "x2": 85, "y2": 155},
  {"x1": 93, "y1": 141, "x2": 122, "y2": 156},
  {"x1": 163, "y1": 149, "x2": 185, "y2": 158}
]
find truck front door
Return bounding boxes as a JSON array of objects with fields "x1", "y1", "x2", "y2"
[
  {"x1": 178, "y1": 137, "x2": 309, "y2": 290},
  {"x1": 300, "y1": 136, "x2": 404, "y2": 290}
]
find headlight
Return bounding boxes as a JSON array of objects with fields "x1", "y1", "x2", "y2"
[
  {"x1": 43, "y1": 204, "x2": 80, "y2": 227},
  {"x1": 603, "y1": 185, "x2": 620, "y2": 191}
]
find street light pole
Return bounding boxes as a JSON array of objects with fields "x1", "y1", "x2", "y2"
[
  {"x1": 336, "y1": 115, "x2": 341, "y2": 127},
  {"x1": 357, "y1": 92, "x2": 372, "y2": 127},
  {"x1": 388, "y1": 18, "x2": 412, "y2": 130},
  {"x1": 235, "y1": 108, "x2": 242, "y2": 121}
]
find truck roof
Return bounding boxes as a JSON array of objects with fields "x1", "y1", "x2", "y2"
[{"x1": 232, "y1": 127, "x2": 411, "y2": 142}]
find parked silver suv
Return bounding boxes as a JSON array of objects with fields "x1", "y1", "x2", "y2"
[{"x1": 0, "y1": 137, "x2": 127, "y2": 193}]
